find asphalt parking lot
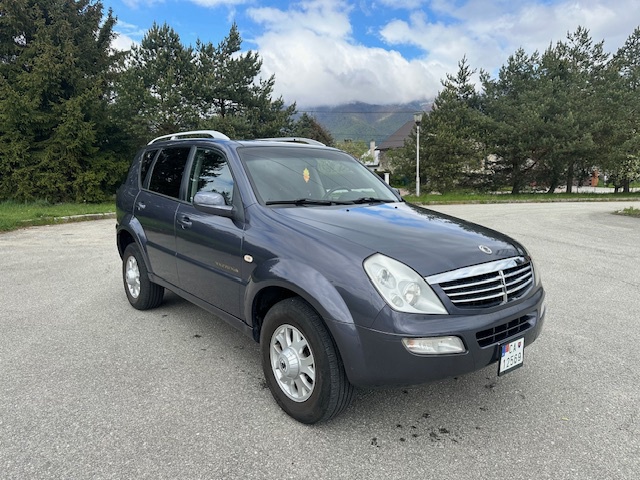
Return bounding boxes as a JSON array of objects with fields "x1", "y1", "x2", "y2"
[{"x1": 1, "y1": 201, "x2": 639, "y2": 479}]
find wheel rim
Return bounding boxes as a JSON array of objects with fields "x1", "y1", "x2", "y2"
[
  {"x1": 125, "y1": 255, "x2": 141, "y2": 299},
  {"x1": 270, "y1": 324, "x2": 316, "y2": 402}
]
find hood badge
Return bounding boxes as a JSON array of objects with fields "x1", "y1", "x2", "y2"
[{"x1": 478, "y1": 245, "x2": 493, "y2": 255}]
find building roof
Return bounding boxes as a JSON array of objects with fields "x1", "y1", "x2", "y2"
[{"x1": 378, "y1": 120, "x2": 415, "y2": 151}]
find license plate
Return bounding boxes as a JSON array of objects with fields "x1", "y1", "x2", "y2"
[{"x1": 498, "y1": 337, "x2": 524, "y2": 376}]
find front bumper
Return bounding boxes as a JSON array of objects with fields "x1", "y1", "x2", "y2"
[{"x1": 330, "y1": 287, "x2": 546, "y2": 388}]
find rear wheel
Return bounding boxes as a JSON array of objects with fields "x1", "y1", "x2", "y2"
[
  {"x1": 122, "y1": 243, "x2": 164, "y2": 310},
  {"x1": 260, "y1": 297, "x2": 353, "y2": 424}
]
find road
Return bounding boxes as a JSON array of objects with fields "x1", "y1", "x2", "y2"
[{"x1": 1, "y1": 201, "x2": 639, "y2": 479}]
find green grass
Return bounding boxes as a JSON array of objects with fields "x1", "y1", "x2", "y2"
[
  {"x1": 0, "y1": 200, "x2": 115, "y2": 232},
  {"x1": 404, "y1": 191, "x2": 640, "y2": 204},
  {"x1": 616, "y1": 206, "x2": 640, "y2": 217},
  {"x1": 2, "y1": 191, "x2": 639, "y2": 233}
]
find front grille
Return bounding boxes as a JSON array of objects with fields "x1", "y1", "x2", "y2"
[
  {"x1": 476, "y1": 314, "x2": 534, "y2": 347},
  {"x1": 428, "y1": 257, "x2": 534, "y2": 309}
]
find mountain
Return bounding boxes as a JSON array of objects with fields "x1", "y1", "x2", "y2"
[{"x1": 297, "y1": 101, "x2": 432, "y2": 144}]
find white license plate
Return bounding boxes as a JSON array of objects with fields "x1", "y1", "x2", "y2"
[{"x1": 498, "y1": 337, "x2": 525, "y2": 376}]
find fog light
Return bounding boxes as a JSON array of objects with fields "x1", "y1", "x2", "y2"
[{"x1": 402, "y1": 336, "x2": 465, "y2": 355}]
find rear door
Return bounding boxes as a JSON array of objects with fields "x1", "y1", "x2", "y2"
[
  {"x1": 135, "y1": 146, "x2": 191, "y2": 287},
  {"x1": 175, "y1": 147, "x2": 244, "y2": 317}
]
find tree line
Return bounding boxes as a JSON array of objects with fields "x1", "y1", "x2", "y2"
[
  {"x1": 390, "y1": 26, "x2": 640, "y2": 194},
  {"x1": 2, "y1": 2, "x2": 638, "y2": 202},
  {"x1": 0, "y1": 0, "x2": 333, "y2": 202}
]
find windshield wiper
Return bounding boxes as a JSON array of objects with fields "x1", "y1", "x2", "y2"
[
  {"x1": 350, "y1": 197, "x2": 396, "y2": 204},
  {"x1": 266, "y1": 198, "x2": 337, "y2": 206}
]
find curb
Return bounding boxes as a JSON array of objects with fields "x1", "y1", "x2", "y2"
[{"x1": 51, "y1": 212, "x2": 117, "y2": 222}]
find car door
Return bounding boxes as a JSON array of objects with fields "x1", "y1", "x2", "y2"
[
  {"x1": 135, "y1": 146, "x2": 191, "y2": 287},
  {"x1": 175, "y1": 147, "x2": 244, "y2": 318}
]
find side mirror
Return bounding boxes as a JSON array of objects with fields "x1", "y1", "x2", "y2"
[{"x1": 193, "y1": 191, "x2": 235, "y2": 218}]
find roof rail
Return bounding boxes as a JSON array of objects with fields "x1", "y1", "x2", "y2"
[
  {"x1": 256, "y1": 137, "x2": 326, "y2": 146},
  {"x1": 148, "y1": 130, "x2": 230, "y2": 145}
]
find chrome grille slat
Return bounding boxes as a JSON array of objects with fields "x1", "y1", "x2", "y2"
[
  {"x1": 441, "y1": 275, "x2": 502, "y2": 291},
  {"x1": 506, "y1": 278, "x2": 532, "y2": 294},
  {"x1": 428, "y1": 257, "x2": 534, "y2": 309},
  {"x1": 443, "y1": 281, "x2": 503, "y2": 297},
  {"x1": 450, "y1": 291, "x2": 507, "y2": 303},
  {"x1": 504, "y1": 266, "x2": 531, "y2": 278}
]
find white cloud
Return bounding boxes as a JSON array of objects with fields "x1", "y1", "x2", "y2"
[
  {"x1": 248, "y1": 0, "x2": 438, "y2": 106},
  {"x1": 110, "y1": 20, "x2": 147, "y2": 51},
  {"x1": 112, "y1": 32, "x2": 137, "y2": 51},
  {"x1": 113, "y1": 0, "x2": 640, "y2": 106},
  {"x1": 257, "y1": 30, "x2": 440, "y2": 106},
  {"x1": 249, "y1": 0, "x2": 353, "y2": 38},
  {"x1": 381, "y1": 0, "x2": 640, "y2": 70}
]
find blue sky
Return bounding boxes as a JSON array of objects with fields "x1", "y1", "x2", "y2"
[{"x1": 103, "y1": 0, "x2": 640, "y2": 107}]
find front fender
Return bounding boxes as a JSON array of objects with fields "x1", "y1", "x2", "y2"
[
  {"x1": 244, "y1": 258, "x2": 355, "y2": 326},
  {"x1": 245, "y1": 258, "x2": 380, "y2": 387}
]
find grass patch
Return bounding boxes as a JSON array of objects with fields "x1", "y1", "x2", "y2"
[
  {"x1": 0, "y1": 200, "x2": 115, "y2": 232},
  {"x1": 2, "y1": 192, "x2": 639, "y2": 233},
  {"x1": 404, "y1": 191, "x2": 640, "y2": 204},
  {"x1": 616, "y1": 206, "x2": 640, "y2": 217}
]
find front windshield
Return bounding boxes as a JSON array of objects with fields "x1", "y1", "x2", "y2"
[{"x1": 239, "y1": 146, "x2": 399, "y2": 205}]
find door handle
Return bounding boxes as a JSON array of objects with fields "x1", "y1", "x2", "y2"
[
  {"x1": 178, "y1": 215, "x2": 192, "y2": 229},
  {"x1": 136, "y1": 202, "x2": 146, "y2": 210}
]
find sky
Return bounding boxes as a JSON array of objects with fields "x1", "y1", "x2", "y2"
[{"x1": 103, "y1": 0, "x2": 640, "y2": 108}]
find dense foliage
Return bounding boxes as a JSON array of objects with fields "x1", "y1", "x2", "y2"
[
  {"x1": 393, "y1": 27, "x2": 640, "y2": 194},
  {"x1": 0, "y1": 0, "x2": 124, "y2": 202},
  {"x1": 1, "y1": 2, "x2": 638, "y2": 201},
  {"x1": 0, "y1": 1, "x2": 298, "y2": 202}
]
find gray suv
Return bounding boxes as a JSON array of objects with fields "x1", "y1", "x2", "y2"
[{"x1": 116, "y1": 130, "x2": 546, "y2": 423}]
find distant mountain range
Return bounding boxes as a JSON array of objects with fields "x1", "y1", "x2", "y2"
[{"x1": 297, "y1": 101, "x2": 432, "y2": 144}]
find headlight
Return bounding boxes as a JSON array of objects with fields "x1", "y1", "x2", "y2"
[{"x1": 364, "y1": 253, "x2": 448, "y2": 314}]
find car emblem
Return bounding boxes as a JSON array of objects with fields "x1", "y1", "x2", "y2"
[{"x1": 478, "y1": 245, "x2": 492, "y2": 254}]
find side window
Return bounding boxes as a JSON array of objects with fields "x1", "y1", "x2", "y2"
[
  {"x1": 139, "y1": 149, "x2": 158, "y2": 187},
  {"x1": 147, "y1": 147, "x2": 191, "y2": 199},
  {"x1": 188, "y1": 148, "x2": 234, "y2": 205}
]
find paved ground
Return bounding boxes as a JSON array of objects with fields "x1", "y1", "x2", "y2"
[{"x1": 1, "y1": 201, "x2": 639, "y2": 479}]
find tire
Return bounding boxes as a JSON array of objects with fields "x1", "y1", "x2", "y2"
[
  {"x1": 122, "y1": 243, "x2": 164, "y2": 310},
  {"x1": 260, "y1": 297, "x2": 354, "y2": 424}
]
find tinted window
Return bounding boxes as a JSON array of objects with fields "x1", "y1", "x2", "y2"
[
  {"x1": 188, "y1": 148, "x2": 234, "y2": 205},
  {"x1": 139, "y1": 149, "x2": 158, "y2": 187},
  {"x1": 239, "y1": 146, "x2": 397, "y2": 204},
  {"x1": 147, "y1": 147, "x2": 191, "y2": 199}
]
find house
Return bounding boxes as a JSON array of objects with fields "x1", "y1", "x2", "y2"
[{"x1": 376, "y1": 119, "x2": 416, "y2": 172}]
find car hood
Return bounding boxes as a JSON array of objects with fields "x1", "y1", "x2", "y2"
[{"x1": 272, "y1": 202, "x2": 526, "y2": 276}]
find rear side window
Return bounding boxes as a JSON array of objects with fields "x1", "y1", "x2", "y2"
[
  {"x1": 139, "y1": 149, "x2": 158, "y2": 186},
  {"x1": 187, "y1": 148, "x2": 234, "y2": 205},
  {"x1": 147, "y1": 147, "x2": 191, "y2": 199}
]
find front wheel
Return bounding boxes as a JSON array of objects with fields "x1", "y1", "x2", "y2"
[
  {"x1": 122, "y1": 243, "x2": 164, "y2": 310},
  {"x1": 260, "y1": 298, "x2": 353, "y2": 424}
]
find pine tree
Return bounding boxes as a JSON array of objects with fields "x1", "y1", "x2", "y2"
[
  {"x1": 0, "y1": 0, "x2": 122, "y2": 202},
  {"x1": 292, "y1": 113, "x2": 334, "y2": 145},
  {"x1": 608, "y1": 27, "x2": 640, "y2": 192},
  {"x1": 113, "y1": 22, "x2": 198, "y2": 143},
  {"x1": 195, "y1": 23, "x2": 295, "y2": 138}
]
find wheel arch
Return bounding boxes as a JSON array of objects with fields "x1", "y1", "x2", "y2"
[
  {"x1": 245, "y1": 259, "x2": 355, "y2": 344},
  {"x1": 116, "y1": 216, "x2": 147, "y2": 259}
]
